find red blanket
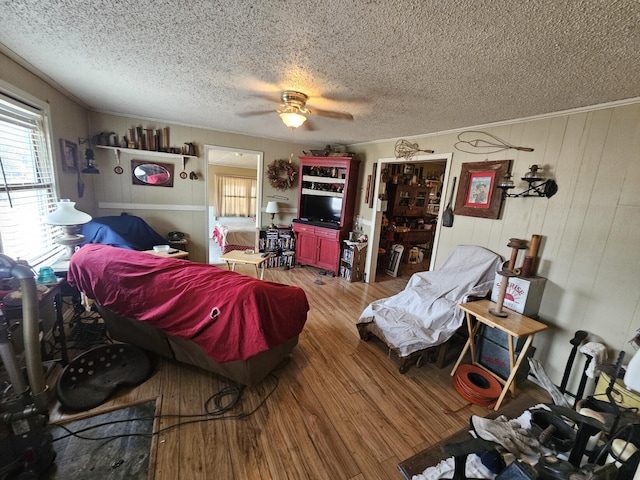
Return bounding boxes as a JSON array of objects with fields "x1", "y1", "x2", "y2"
[{"x1": 67, "y1": 244, "x2": 309, "y2": 363}]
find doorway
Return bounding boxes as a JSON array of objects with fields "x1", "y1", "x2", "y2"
[
  {"x1": 365, "y1": 153, "x2": 453, "y2": 283},
  {"x1": 204, "y1": 145, "x2": 263, "y2": 264}
]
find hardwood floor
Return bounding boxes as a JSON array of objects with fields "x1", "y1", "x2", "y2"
[{"x1": 49, "y1": 264, "x2": 549, "y2": 480}]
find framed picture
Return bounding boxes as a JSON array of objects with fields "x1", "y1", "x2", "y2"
[
  {"x1": 453, "y1": 160, "x2": 511, "y2": 219},
  {"x1": 59, "y1": 139, "x2": 79, "y2": 173}
]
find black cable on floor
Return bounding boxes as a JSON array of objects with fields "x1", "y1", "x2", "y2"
[{"x1": 50, "y1": 373, "x2": 279, "y2": 443}]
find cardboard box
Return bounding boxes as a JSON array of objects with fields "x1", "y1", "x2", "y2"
[
  {"x1": 476, "y1": 336, "x2": 535, "y2": 384},
  {"x1": 491, "y1": 275, "x2": 547, "y2": 317}
]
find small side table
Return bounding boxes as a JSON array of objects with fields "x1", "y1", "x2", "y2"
[
  {"x1": 451, "y1": 299, "x2": 547, "y2": 410},
  {"x1": 218, "y1": 250, "x2": 270, "y2": 280},
  {"x1": 143, "y1": 249, "x2": 189, "y2": 259}
]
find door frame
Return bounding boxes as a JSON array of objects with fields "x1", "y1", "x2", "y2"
[
  {"x1": 204, "y1": 145, "x2": 264, "y2": 263},
  {"x1": 364, "y1": 152, "x2": 453, "y2": 283}
]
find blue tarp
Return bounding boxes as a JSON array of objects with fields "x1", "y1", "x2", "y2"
[{"x1": 80, "y1": 215, "x2": 167, "y2": 251}]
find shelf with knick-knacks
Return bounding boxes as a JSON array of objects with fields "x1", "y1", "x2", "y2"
[
  {"x1": 95, "y1": 145, "x2": 198, "y2": 172},
  {"x1": 93, "y1": 125, "x2": 198, "y2": 172}
]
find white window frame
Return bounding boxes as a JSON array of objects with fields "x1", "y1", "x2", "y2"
[{"x1": 0, "y1": 80, "x2": 61, "y2": 266}]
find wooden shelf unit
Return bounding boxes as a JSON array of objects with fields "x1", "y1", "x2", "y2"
[
  {"x1": 95, "y1": 145, "x2": 197, "y2": 170},
  {"x1": 257, "y1": 227, "x2": 296, "y2": 269},
  {"x1": 340, "y1": 241, "x2": 367, "y2": 282},
  {"x1": 293, "y1": 156, "x2": 360, "y2": 276},
  {"x1": 386, "y1": 183, "x2": 432, "y2": 217}
]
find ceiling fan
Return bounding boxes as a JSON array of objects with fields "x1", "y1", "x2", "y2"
[{"x1": 240, "y1": 90, "x2": 354, "y2": 129}]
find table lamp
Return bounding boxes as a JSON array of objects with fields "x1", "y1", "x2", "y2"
[
  {"x1": 265, "y1": 201, "x2": 279, "y2": 229},
  {"x1": 46, "y1": 199, "x2": 92, "y2": 260}
]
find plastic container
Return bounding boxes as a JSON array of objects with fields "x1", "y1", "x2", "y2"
[{"x1": 153, "y1": 245, "x2": 170, "y2": 252}]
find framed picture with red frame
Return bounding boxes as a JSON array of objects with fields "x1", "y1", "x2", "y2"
[{"x1": 453, "y1": 160, "x2": 511, "y2": 219}]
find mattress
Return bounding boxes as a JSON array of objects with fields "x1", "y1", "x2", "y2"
[{"x1": 213, "y1": 223, "x2": 256, "y2": 254}]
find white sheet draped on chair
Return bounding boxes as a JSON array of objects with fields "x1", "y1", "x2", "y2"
[{"x1": 358, "y1": 245, "x2": 502, "y2": 358}]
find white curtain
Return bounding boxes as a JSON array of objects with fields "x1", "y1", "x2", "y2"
[{"x1": 214, "y1": 175, "x2": 256, "y2": 218}]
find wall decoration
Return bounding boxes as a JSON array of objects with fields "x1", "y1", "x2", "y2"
[
  {"x1": 59, "y1": 139, "x2": 79, "y2": 173},
  {"x1": 131, "y1": 160, "x2": 174, "y2": 187},
  {"x1": 368, "y1": 163, "x2": 377, "y2": 207},
  {"x1": 364, "y1": 175, "x2": 372, "y2": 204},
  {"x1": 454, "y1": 131, "x2": 535, "y2": 154},
  {"x1": 267, "y1": 159, "x2": 297, "y2": 190},
  {"x1": 453, "y1": 160, "x2": 511, "y2": 219}
]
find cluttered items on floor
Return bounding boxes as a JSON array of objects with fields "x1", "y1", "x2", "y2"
[{"x1": 401, "y1": 341, "x2": 640, "y2": 480}]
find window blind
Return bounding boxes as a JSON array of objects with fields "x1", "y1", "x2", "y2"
[{"x1": 0, "y1": 92, "x2": 60, "y2": 266}]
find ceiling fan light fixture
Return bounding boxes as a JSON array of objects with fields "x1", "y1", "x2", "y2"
[{"x1": 280, "y1": 111, "x2": 307, "y2": 128}]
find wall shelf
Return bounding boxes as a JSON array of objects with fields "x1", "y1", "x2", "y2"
[{"x1": 95, "y1": 145, "x2": 197, "y2": 170}]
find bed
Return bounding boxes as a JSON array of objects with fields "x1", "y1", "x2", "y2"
[
  {"x1": 357, "y1": 245, "x2": 502, "y2": 373},
  {"x1": 212, "y1": 222, "x2": 256, "y2": 254},
  {"x1": 67, "y1": 244, "x2": 309, "y2": 385}
]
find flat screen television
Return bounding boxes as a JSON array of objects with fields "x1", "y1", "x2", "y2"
[{"x1": 299, "y1": 194, "x2": 343, "y2": 226}]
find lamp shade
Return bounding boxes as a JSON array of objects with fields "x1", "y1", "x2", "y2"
[
  {"x1": 265, "y1": 201, "x2": 279, "y2": 214},
  {"x1": 625, "y1": 348, "x2": 640, "y2": 393},
  {"x1": 46, "y1": 199, "x2": 92, "y2": 226},
  {"x1": 279, "y1": 112, "x2": 307, "y2": 128}
]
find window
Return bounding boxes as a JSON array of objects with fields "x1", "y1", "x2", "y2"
[
  {"x1": 0, "y1": 91, "x2": 60, "y2": 266},
  {"x1": 214, "y1": 175, "x2": 256, "y2": 218}
]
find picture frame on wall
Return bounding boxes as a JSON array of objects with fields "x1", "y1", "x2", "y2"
[
  {"x1": 453, "y1": 160, "x2": 511, "y2": 219},
  {"x1": 59, "y1": 138, "x2": 79, "y2": 173}
]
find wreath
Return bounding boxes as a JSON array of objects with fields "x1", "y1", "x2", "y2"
[{"x1": 267, "y1": 159, "x2": 297, "y2": 190}]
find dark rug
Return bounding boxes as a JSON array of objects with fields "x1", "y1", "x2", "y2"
[{"x1": 43, "y1": 400, "x2": 156, "y2": 479}]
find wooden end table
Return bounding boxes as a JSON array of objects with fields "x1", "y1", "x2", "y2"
[
  {"x1": 451, "y1": 299, "x2": 547, "y2": 410},
  {"x1": 218, "y1": 250, "x2": 270, "y2": 280},
  {"x1": 143, "y1": 249, "x2": 189, "y2": 259}
]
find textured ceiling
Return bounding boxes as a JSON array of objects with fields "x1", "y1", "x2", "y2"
[{"x1": 1, "y1": 0, "x2": 639, "y2": 147}]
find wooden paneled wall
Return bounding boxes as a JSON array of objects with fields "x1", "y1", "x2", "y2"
[{"x1": 350, "y1": 101, "x2": 640, "y2": 391}]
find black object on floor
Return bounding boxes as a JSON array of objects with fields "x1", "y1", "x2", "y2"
[
  {"x1": 67, "y1": 320, "x2": 107, "y2": 349},
  {"x1": 44, "y1": 400, "x2": 156, "y2": 479},
  {"x1": 56, "y1": 344, "x2": 154, "y2": 411}
]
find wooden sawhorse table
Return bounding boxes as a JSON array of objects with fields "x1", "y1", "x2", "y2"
[{"x1": 451, "y1": 299, "x2": 547, "y2": 410}]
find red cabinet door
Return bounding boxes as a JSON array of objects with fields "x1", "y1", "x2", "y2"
[
  {"x1": 316, "y1": 236, "x2": 340, "y2": 274},
  {"x1": 296, "y1": 231, "x2": 317, "y2": 266}
]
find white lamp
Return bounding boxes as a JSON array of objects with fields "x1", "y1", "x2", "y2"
[
  {"x1": 46, "y1": 199, "x2": 92, "y2": 260},
  {"x1": 265, "y1": 201, "x2": 279, "y2": 229},
  {"x1": 279, "y1": 111, "x2": 307, "y2": 128}
]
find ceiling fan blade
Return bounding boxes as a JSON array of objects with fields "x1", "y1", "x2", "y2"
[
  {"x1": 252, "y1": 93, "x2": 282, "y2": 103},
  {"x1": 307, "y1": 108, "x2": 354, "y2": 121},
  {"x1": 237, "y1": 109, "x2": 274, "y2": 117}
]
